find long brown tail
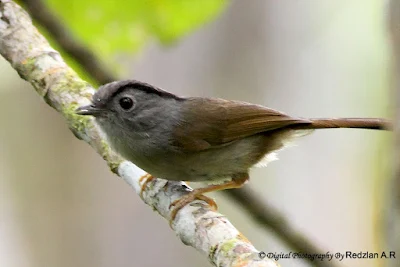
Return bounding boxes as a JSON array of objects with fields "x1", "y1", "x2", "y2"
[{"x1": 294, "y1": 118, "x2": 392, "y2": 131}]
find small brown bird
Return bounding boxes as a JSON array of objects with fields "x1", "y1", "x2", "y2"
[{"x1": 76, "y1": 80, "x2": 391, "y2": 221}]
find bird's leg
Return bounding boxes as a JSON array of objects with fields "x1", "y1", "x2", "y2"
[
  {"x1": 169, "y1": 173, "x2": 249, "y2": 224},
  {"x1": 139, "y1": 173, "x2": 155, "y2": 198}
]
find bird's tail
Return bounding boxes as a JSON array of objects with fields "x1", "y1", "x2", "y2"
[{"x1": 293, "y1": 118, "x2": 391, "y2": 131}]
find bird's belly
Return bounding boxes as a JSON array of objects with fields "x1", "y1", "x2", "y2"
[
  {"x1": 118, "y1": 137, "x2": 267, "y2": 182},
  {"x1": 112, "y1": 132, "x2": 291, "y2": 182},
  {"x1": 116, "y1": 143, "x2": 239, "y2": 182},
  {"x1": 99, "y1": 122, "x2": 232, "y2": 181},
  {"x1": 126, "y1": 151, "x2": 232, "y2": 182}
]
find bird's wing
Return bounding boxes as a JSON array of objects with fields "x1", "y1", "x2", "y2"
[{"x1": 171, "y1": 97, "x2": 311, "y2": 152}]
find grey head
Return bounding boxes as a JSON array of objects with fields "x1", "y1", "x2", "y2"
[
  {"x1": 77, "y1": 79, "x2": 183, "y2": 125},
  {"x1": 76, "y1": 80, "x2": 185, "y2": 156},
  {"x1": 90, "y1": 80, "x2": 181, "y2": 110}
]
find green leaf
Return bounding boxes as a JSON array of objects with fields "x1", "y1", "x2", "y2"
[{"x1": 44, "y1": 0, "x2": 227, "y2": 60}]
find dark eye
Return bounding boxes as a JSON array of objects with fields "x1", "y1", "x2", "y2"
[{"x1": 119, "y1": 97, "x2": 134, "y2": 110}]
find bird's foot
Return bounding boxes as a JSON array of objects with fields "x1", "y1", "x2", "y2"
[
  {"x1": 139, "y1": 173, "x2": 155, "y2": 198},
  {"x1": 169, "y1": 191, "x2": 218, "y2": 226}
]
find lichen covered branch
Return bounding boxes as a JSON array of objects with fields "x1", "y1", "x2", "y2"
[{"x1": 19, "y1": 0, "x2": 115, "y2": 85}]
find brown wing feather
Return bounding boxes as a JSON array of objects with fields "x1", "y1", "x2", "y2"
[{"x1": 172, "y1": 97, "x2": 311, "y2": 152}]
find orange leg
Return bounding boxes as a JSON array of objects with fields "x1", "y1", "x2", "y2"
[
  {"x1": 169, "y1": 174, "x2": 249, "y2": 224},
  {"x1": 139, "y1": 173, "x2": 155, "y2": 198}
]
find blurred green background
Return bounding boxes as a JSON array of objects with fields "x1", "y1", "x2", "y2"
[{"x1": 0, "y1": 0, "x2": 392, "y2": 267}]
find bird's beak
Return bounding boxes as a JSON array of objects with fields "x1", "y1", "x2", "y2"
[{"x1": 75, "y1": 105, "x2": 104, "y2": 116}]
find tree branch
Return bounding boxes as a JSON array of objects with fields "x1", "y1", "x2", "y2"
[
  {"x1": 16, "y1": 1, "x2": 335, "y2": 267},
  {"x1": 19, "y1": 0, "x2": 116, "y2": 84},
  {"x1": 0, "y1": 1, "x2": 279, "y2": 266}
]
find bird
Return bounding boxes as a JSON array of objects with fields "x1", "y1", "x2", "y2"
[{"x1": 76, "y1": 80, "x2": 391, "y2": 222}]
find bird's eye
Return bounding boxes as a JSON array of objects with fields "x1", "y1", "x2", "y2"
[{"x1": 119, "y1": 97, "x2": 134, "y2": 110}]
